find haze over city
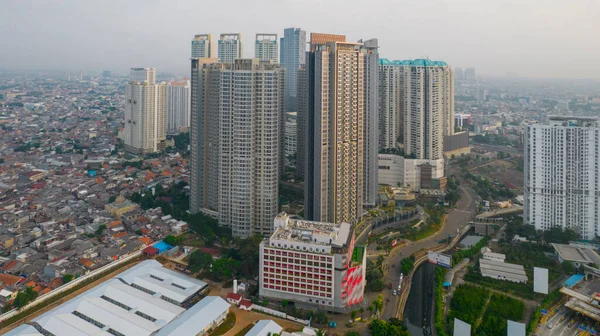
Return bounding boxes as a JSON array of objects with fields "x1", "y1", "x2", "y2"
[{"x1": 1, "y1": 0, "x2": 599, "y2": 78}]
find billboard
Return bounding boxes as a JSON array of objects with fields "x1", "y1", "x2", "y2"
[
  {"x1": 428, "y1": 251, "x2": 452, "y2": 268},
  {"x1": 507, "y1": 320, "x2": 525, "y2": 336},
  {"x1": 534, "y1": 267, "x2": 549, "y2": 294},
  {"x1": 453, "y1": 318, "x2": 471, "y2": 336}
]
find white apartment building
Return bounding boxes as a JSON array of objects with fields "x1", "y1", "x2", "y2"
[
  {"x1": 190, "y1": 59, "x2": 285, "y2": 238},
  {"x1": 218, "y1": 33, "x2": 243, "y2": 63},
  {"x1": 388, "y1": 59, "x2": 454, "y2": 160},
  {"x1": 524, "y1": 116, "x2": 600, "y2": 240},
  {"x1": 191, "y1": 34, "x2": 214, "y2": 58},
  {"x1": 285, "y1": 112, "x2": 297, "y2": 159},
  {"x1": 255, "y1": 34, "x2": 278, "y2": 63},
  {"x1": 259, "y1": 212, "x2": 366, "y2": 312},
  {"x1": 378, "y1": 153, "x2": 445, "y2": 189},
  {"x1": 124, "y1": 68, "x2": 167, "y2": 154},
  {"x1": 166, "y1": 80, "x2": 190, "y2": 135},
  {"x1": 281, "y1": 28, "x2": 306, "y2": 113},
  {"x1": 378, "y1": 63, "x2": 401, "y2": 149},
  {"x1": 303, "y1": 41, "x2": 366, "y2": 224}
]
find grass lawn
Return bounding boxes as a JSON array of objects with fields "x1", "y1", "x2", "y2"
[{"x1": 210, "y1": 312, "x2": 237, "y2": 336}]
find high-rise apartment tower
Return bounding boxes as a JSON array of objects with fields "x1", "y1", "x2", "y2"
[
  {"x1": 190, "y1": 58, "x2": 285, "y2": 238},
  {"x1": 524, "y1": 116, "x2": 600, "y2": 240},
  {"x1": 124, "y1": 68, "x2": 167, "y2": 154},
  {"x1": 166, "y1": 80, "x2": 191, "y2": 134},
  {"x1": 280, "y1": 28, "x2": 307, "y2": 112},
  {"x1": 255, "y1": 34, "x2": 278, "y2": 63},
  {"x1": 191, "y1": 34, "x2": 215, "y2": 58},
  {"x1": 218, "y1": 33, "x2": 243, "y2": 63}
]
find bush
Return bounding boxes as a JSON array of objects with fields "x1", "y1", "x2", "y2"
[
  {"x1": 433, "y1": 268, "x2": 448, "y2": 336},
  {"x1": 448, "y1": 284, "x2": 489, "y2": 325},
  {"x1": 477, "y1": 294, "x2": 525, "y2": 336}
]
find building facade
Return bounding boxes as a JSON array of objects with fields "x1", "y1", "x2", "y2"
[
  {"x1": 524, "y1": 116, "x2": 600, "y2": 240},
  {"x1": 280, "y1": 28, "x2": 306, "y2": 112},
  {"x1": 378, "y1": 63, "x2": 401, "y2": 149},
  {"x1": 255, "y1": 34, "x2": 278, "y2": 63},
  {"x1": 190, "y1": 58, "x2": 285, "y2": 238},
  {"x1": 397, "y1": 59, "x2": 454, "y2": 160},
  {"x1": 377, "y1": 154, "x2": 445, "y2": 190},
  {"x1": 190, "y1": 58, "x2": 220, "y2": 216},
  {"x1": 218, "y1": 33, "x2": 243, "y2": 63},
  {"x1": 191, "y1": 34, "x2": 214, "y2": 58},
  {"x1": 285, "y1": 112, "x2": 297, "y2": 159},
  {"x1": 166, "y1": 80, "x2": 190, "y2": 134},
  {"x1": 124, "y1": 68, "x2": 167, "y2": 154},
  {"x1": 361, "y1": 39, "x2": 379, "y2": 208},
  {"x1": 302, "y1": 41, "x2": 365, "y2": 224},
  {"x1": 259, "y1": 213, "x2": 366, "y2": 312}
]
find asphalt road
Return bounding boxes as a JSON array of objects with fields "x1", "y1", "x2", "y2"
[{"x1": 380, "y1": 184, "x2": 477, "y2": 320}]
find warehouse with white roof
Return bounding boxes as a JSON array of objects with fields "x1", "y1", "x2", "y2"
[
  {"x1": 4, "y1": 260, "x2": 227, "y2": 336},
  {"x1": 479, "y1": 258, "x2": 528, "y2": 283}
]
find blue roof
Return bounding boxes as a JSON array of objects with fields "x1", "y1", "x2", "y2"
[
  {"x1": 153, "y1": 241, "x2": 173, "y2": 254},
  {"x1": 378, "y1": 58, "x2": 449, "y2": 67},
  {"x1": 564, "y1": 274, "x2": 585, "y2": 287}
]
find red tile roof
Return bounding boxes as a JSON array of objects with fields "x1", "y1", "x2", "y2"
[
  {"x1": 0, "y1": 274, "x2": 24, "y2": 287},
  {"x1": 226, "y1": 292, "x2": 242, "y2": 301},
  {"x1": 240, "y1": 298, "x2": 253, "y2": 308}
]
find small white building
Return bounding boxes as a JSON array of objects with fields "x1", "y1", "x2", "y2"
[
  {"x1": 377, "y1": 154, "x2": 444, "y2": 189},
  {"x1": 479, "y1": 258, "x2": 528, "y2": 283}
]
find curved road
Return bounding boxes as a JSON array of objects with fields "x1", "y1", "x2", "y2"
[{"x1": 381, "y1": 184, "x2": 477, "y2": 320}]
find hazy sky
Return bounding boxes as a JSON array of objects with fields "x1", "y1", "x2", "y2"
[{"x1": 1, "y1": 0, "x2": 599, "y2": 78}]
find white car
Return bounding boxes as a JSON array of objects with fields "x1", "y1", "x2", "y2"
[
  {"x1": 546, "y1": 323, "x2": 553, "y2": 329},
  {"x1": 393, "y1": 290, "x2": 397, "y2": 296}
]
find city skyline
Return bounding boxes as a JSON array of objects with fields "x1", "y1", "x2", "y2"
[{"x1": 2, "y1": 1, "x2": 600, "y2": 79}]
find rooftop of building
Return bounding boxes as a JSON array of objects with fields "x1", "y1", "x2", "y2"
[
  {"x1": 271, "y1": 212, "x2": 351, "y2": 248},
  {"x1": 552, "y1": 243, "x2": 596, "y2": 264},
  {"x1": 479, "y1": 258, "x2": 528, "y2": 282},
  {"x1": 379, "y1": 58, "x2": 449, "y2": 67}
]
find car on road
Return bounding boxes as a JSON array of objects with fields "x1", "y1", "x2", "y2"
[
  {"x1": 386, "y1": 298, "x2": 391, "y2": 302},
  {"x1": 546, "y1": 323, "x2": 553, "y2": 329},
  {"x1": 393, "y1": 290, "x2": 397, "y2": 296}
]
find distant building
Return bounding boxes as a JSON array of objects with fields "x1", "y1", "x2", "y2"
[
  {"x1": 455, "y1": 67, "x2": 464, "y2": 81},
  {"x1": 464, "y1": 67, "x2": 476, "y2": 81},
  {"x1": 259, "y1": 213, "x2": 366, "y2": 312},
  {"x1": 280, "y1": 28, "x2": 306, "y2": 112},
  {"x1": 167, "y1": 80, "x2": 190, "y2": 134},
  {"x1": 455, "y1": 113, "x2": 471, "y2": 128},
  {"x1": 124, "y1": 68, "x2": 167, "y2": 154},
  {"x1": 218, "y1": 33, "x2": 243, "y2": 63},
  {"x1": 285, "y1": 112, "x2": 297, "y2": 158},
  {"x1": 524, "y1": 117, "x2": 600, "y2": 239},
  {"x1": 255, "y1": 34, "x2": 278, "y2": 62},
  {"x1": 102, "y1": 70, "x2": 112, "y2": 78},
  {"x1": 191, "y1": 34, "x2": 215, "y2": 58}
]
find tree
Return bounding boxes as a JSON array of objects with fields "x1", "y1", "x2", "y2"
[
  {"x1": 345, "y1": 332, "x2": 360, "y2": 336},
  {"x1": 108, "y1": 195, "x2": 117, "y2": 203},
  {"x1": 211, "y1": 258, "x2": 239, "y2": 279},
  {"x1": 351, "y1": 310, "x2": 357, "y2": 320},
  {"x1": 368, "y1": 319, "x2": 409, "y2": 336},
  {"x1": 62, "y1": 274, "x2": 74, "y2": 283},
  {"x1": 13, "y1": 292, "x2": 30, "y2": 309},
  {"x1": 315, "y1": 329, "x2": 326, "y2": 336},
  {"x1": 368, "y1": 305, "x2": 374, "y2": 315},
  {"x1": 95, "y1": 224, "x2": 106, "y2": 237},
  {"x1": 188, "y1": 250, "x2": 213, "y2": 273},
  {"x1": 163, "y1": 235, "x2": 179, "y2": 246},
  {"x1": 562, "y1": 260, "x2": 575, "y2": 274},
  {"x1": 281, "y1": 300, "x2": 288, "y2": 310},
  {"x1": 359, "y1": 307, "x2": 364, "y2": 319}
]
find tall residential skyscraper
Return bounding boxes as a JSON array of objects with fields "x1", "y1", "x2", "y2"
[
  {"x1": 166, "y1": 80, "x2": 191, "y2": 135},
  {"x1": 191, "y1": 34, "x2": 215, "y2": 58},
  {"x1": 255, "y1": 34, "x2": 278, "y2": 63},
  {"x1": 455, "y1": 67, "x2": 464, "y2": 81},
  {"x1": 218, "y1": 33, "x2": 243, "y2": 63},
  {"x1": 296, "y1": 33, "x2": 344, "y2": 180},
  {"x1": 301, "y1": 41, "x2": 366, "y2": 224},
  {"x1": 280, "y1": 28, "x2": 307, "y2": 112},
  {"x1": 190, "y1": 58, "x2": 285, "y2": 238},
  {"x1": 190, "y1": 58, "x2": 220, "y2": 216},
  {"x1": 124, "y1": 68, "x2": 167, "y2": 154},
  {"x1": 524, "y1": 116, "x2": 600, "y2": 240},
  {"x1": 400, "y1": 59, "x2": 454, "y2": 160},
  {"x1": 378, "y1": 61, "x2": 402, "y2": 149},
  {"x1": 360, "y1": 39, "x2": 379, "y2": 207}
]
